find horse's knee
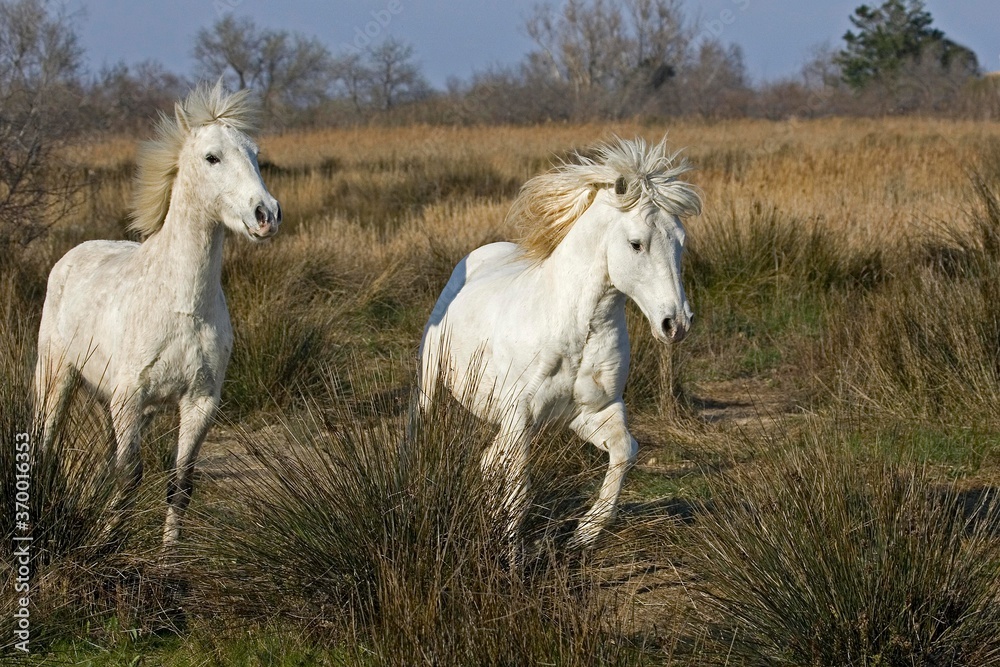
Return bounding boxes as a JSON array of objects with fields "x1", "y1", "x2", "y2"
[{"x1": 612, "y1": 434, "x2": 638, "y2": 467}]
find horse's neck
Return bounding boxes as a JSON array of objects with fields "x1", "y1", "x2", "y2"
[
  {"x1": 140, "y1": 188, "x2": 225, "y2": 316},
  {"x1": 541, "y1": 203, "x2": 624, "y2": 335}
]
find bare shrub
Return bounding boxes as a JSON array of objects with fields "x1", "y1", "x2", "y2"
[{"x1": 0, "y1": 0, "x2": 85, "y2": 251}]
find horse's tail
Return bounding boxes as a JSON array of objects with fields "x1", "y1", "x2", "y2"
[{"x1": 415, "y1": 325, "x2": 442, "y2": 420}]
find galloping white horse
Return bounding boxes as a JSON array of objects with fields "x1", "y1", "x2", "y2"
[
  {"x1": 419, "y1": 137, "x2": 701, "y2": 549},
  {"x1": 35, "y1": 83, "x2": 281, "y2": 545}
]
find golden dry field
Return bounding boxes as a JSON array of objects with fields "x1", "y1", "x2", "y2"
[
  {"x1": 62, "y1": 117, "x2": 1000, "y2": 279},
  {"x1": 6, "y1": 118, "x2": 1000, "y2": 665},
  {"x1": 78, "y1": 117, "x2": 1000, "y2": 226}
]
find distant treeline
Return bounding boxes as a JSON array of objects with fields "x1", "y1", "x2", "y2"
[{"x1": 4, "y1": 0, "x2": 1000, "y2": 140}]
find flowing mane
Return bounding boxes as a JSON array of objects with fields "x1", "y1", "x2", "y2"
[
  {"x1": 128, "y1": 82, "x2": 259, "y2": 238},
  {"x1": 507, "y1": 137, "x2": 702, "y2": 262}
]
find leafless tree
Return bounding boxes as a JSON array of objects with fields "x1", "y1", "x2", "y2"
[
  {"x1": 624, "y1": 0, "x2": 688, "y2": 84},
  {"x1": 681, "y1": 39, "x2": 749, "y2": 117},
  {"x1": 193, "y1": 15, "x2": 257, "y2": 90},
  {"x1": 331, "y1": 51, "x2": 371, "y2": 114},
  {"x1": 329, "y1": 37, "x2": 428, "y2": 116},
  {"x1": 193, "y1": 15, "x2": 334, "y2": 124},
  {"x1": 0, "y1": 0, "x2": 85, "y2": 249},
  {"x1": 87, "y1": 60, "x2": 188, "y2": 132},
  {"x1": 523, "y1": 0, "x2": 693, "y2": 118},
  {"x1": 364, "y1": 37, "x2": 428, "y2": 111},
  {"x1": 527, "y1": 0, "x2": 627, "y2": 92}
]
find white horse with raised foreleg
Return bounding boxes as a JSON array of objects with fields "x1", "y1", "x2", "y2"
[
  {"x1": 34, "y1": 83, "x2": 281, "y2": 545},
  {"x1": 419, "y1": 137, "x2": 701, "y2": 550}
]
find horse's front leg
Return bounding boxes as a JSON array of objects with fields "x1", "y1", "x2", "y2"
[
  {"x1": 569, "y1": 401, "x2": 637, "y2": 549},
  {"x1": 163, "y1": 394, "x2": 217, "y2": 546},
  {"x1": 34, "y1": 355, "x2": 76, "y2": 454}
]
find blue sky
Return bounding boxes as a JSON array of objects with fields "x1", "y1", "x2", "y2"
[{"x1": 70, "y1": 1, "x2": 998, "y2": 86}]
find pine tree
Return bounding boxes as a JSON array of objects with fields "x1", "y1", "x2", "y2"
[{"x1": 836, "y1": 0, "x2": 977, "y2": 90}]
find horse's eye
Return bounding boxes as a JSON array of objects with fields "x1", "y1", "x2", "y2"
[
  {"x1": 615, "y1": 176, "x2": 627, "y2": 195},
  {"x1": 630, "y1": 240, "x2": 643, "y2": 252},
  {"x1": 206, "y1": 154, "x2": 220, "y2": 165}
]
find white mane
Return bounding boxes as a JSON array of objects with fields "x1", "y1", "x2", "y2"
[{"x1": 507, "y1": 136, "x2": 703, "y2": 262}]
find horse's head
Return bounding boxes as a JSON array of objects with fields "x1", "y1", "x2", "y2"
[
  {"x1": 506, "y1": 136, "x2": 701, "y2": 343},
  {"x1": 184, "y1": 121, "x2": 281, "y2": 242},
  {"x1": 129, "y1": 84, "x2": 281, "y2": 242},
  {"x1": 604, "y1": 180, "x2": 692, "y2": 343}
]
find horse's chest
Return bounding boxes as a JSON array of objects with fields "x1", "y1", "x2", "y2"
[
  {"x1": 141, "y1": 314, "x2": 233, "y2": 401},
  {"x1": 529, "y1": 338, "x2": 624, "y2": 422},
  {"x1": 530, "y1": 355, "x2": 582, "y2": 420}
]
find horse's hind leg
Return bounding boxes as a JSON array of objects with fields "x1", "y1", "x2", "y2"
[
  {"x1": 163, "y1": 395, "x2": 217, "y2": 546},
  {"x1": 34, "y1": 356, "x2": 75, "y2": 453},
  {"x1": 569, "y1": 402, "x2": 637, "y2": 549},
  {"x1": 482, "y1": 417, "x2": 530, "y2": 563},
  {"x1": 109, "y1": 392, "x2": 145, "y2": 503}
]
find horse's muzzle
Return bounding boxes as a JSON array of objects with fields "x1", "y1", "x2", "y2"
[
  {"x1": 251, "y1": 203, "x2": 281, "y2": 238},
  {"x1": 661, "y1": 316, "x2": 689, "y2": 343}
]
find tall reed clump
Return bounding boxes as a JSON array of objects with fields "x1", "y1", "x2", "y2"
[
  {"x1": 837, "y1": 172, "x2": 1000, "y2": 422},
  {"x1": 187, "y1": 368, "x2": 661, "y2": 666},
  {"x1": 220, "y1": 240, "x2": 347, "y2": 419},
  {"x1": 219, "y1": 221, "x2": 445, "y2": 420},
  {"x1": 686, "y1": 429, "x2": 1000, "y2": 666},
  {"x1": 625, "y1": 200, "x2": 885, "y2": 412}
]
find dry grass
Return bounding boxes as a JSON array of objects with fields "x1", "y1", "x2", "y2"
[
  {"x1": 65, "y1": 117, "x2": 1000, "y2": 243},
  {"x1": 41, "y1": 119, "x2": 997, "y2": 340}
]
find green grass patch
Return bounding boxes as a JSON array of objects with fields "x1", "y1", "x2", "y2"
[
  {"x1": 28, "y1": 621, "x2": 359, "y2": 667},
  {"x1": 624, "y1": 466, "x2": 711, "y2": 504},
  {"x1": 839, "y1": 422, "x2": 1000, "y2": 479}
]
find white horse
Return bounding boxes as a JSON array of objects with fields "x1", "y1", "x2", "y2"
[
  {"x1": 418, "y1": 137, "x2": 701, "y2": 550},
  {"x1": 34, "y1": 83, "x2": 281, "y2": 545}
]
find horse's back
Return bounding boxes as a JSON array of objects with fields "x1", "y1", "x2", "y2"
[
  {"x1": 42, "y1": 239, "x2": 139, "y2": 321},
  {"x1": 38, "y1": 239, "x2": 142, "y2": 381},
  {"x1": 46, "y1": 239, "x2": 139, "y2": 289},
  {"x1": 419, "y1": 242, "x2": 527, "y2": 410},
  {"x1": 424, "y1": 242, "x2": 524, "y2": 332},
  {"x1": 463, "y1": 241, "x2": 524, "y2": 279}
]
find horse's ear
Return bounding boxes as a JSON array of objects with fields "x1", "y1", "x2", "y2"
[{"x1": 174, "y1": 101, "x2": 189, "y2": 131}]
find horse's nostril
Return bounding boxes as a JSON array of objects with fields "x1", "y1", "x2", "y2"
[
  {"x1": 255, "y1": 205, "x2": 266, "y2": 225},
  {"x1": 662, "y1": 318, "x2": 674, "y2": 336},
  {"x1": 275, "y1": 203, "x2": 282, "y2": 224}
]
